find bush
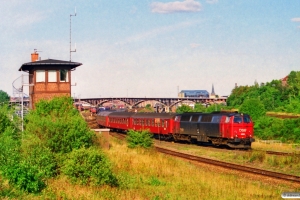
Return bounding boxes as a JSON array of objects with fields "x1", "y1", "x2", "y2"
[
  {"x1": 0, "y1": 106, "x2": 13, "y2": 133},
  {"x1": 25, "y1": 96, "x2": 95, "y2": 153},
  {"x1": 3, "y1": 160, "x2": 46, "y2": 193},
  {"x1": 0, "y1": 128, "x2": 46, "y2": 193},
  {"x1": 21, "y1": 135, "x2": 57, "y2": 178},
  {"x1": 239, "y1": 99, "x2": 266, "y2": 120},
  {"x1": 62, "y1": 148, "x2": 117, "y2": 186},
  {"x1": 127, "y1": 129, "x2": 153, "y2": 148}
]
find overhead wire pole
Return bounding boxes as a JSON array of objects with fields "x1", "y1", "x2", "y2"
[{"x1": 70, "y1": 8, "x2": 77, "y2": 61}]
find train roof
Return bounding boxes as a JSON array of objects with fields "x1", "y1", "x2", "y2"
[
  {"x1": 108, "y1": 112, "x2": 136, "y2": 117},
  {"x1": 107, "y1": 112, "x2": 177, "y2": 119},
  {"x1": 179, "y1": 112, "x2": 249, "y2": 117},
  {"x1": 97, "y1": 111, "x2": 114, "y2": 116},
  {"x1": 132, "y1": 112, "x2": 177, "y2": 119}
]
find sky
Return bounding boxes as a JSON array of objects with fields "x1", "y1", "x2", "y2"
[{"x1": 1, "y1": 0, "x2": 300, "y2": 98}]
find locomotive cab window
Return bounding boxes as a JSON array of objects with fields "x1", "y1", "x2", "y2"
[
  {"x1": 243, "y1": 116, "x2": 251, "y2": 123},
  {"x1": 234, "y1": 116, "x2": 242, "y2": 123}
]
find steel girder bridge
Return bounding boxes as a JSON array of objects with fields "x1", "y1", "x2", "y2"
[{"x1": 77, "y1": 97, "x2": 227, "y2": 112}]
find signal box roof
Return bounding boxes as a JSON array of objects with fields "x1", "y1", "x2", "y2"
[{"x1": 19, "y1": 59, "x2": 82, "y2": 72}]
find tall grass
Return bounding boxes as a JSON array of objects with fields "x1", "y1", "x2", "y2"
[{"x1": 10, "y1": 137, "x2": 299, "y2": 199}]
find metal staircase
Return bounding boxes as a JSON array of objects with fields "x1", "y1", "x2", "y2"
[{"x1": 12, "y1": 74, "x2": 33, "y2": 131}]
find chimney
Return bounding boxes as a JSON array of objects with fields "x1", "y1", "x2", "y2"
[{"x1": 31, "y1": 50, "x2": 39, "y2": 62}]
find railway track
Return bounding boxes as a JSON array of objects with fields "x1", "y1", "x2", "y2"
[{"x1": 109, "y1": 132, "x2": 300, "y2": 184}]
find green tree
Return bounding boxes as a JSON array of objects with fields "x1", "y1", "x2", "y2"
[
  {"x1": 176, "y1": 104, "x2": 193, "y2": 113},
  {"x1": 239, "y1": 99, "x2": 266, "y2": 120},
  {"x1": 194, "y1": 103, "x2": 206, "y2": 112},
  {"x1": 0, "y1": 90, "x2": 9, "y2": 103}
]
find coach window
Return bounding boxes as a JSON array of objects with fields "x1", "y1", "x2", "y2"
[{"x1": 152, "y1": 120, "x2": 154, "y2": 126}]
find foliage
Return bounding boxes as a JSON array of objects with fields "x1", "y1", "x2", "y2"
[
  {"x1": 239, "y1": 99, "x2": 266, "y2": 120},
  {"x1": 0, "y1": 106, "x2": 14, "y2": 133},
  {"x1": 0, "y1": 127, "x2": 46, "y2": 193},
  {"x1": 21, "y1": 134, "x2": 57, "y2": 178},
  {"x1": 24, "y1": 96, "x2": 95, "y2": 153},
  {"x1": 253, "y1": 116, "x2": 300, "y2": 143},
  {"x1": 127, "y1": 129, "x2": 153, "y2": 148},
  {"x1": 227, "y1": 71, "x2": 300, "y2": 113},
  {"x1": 62, "y1": 148, "x2": 118, "y2": 186},
  {"x1": 0, "y1": 90, "x2": 10, "y2": 103},
  {"x1": 176, "y1": 103, "x2": 225, "y2": 113},
  {"x1": 176, "y1": 104, "x2": 193, "y2": 113},
  {"x1": 0, "y1": 96, "x2": 117, "y2": 194},
  {"x1": 193, "y1": 103, "x2": 206, "y2": 112}
]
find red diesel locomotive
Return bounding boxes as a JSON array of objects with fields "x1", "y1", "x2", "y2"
[{"x1": 96, "y1": 111, "x2": 255, "y2": 149}]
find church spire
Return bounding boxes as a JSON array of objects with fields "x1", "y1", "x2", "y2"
[{"x1": 211, "y1": 84, "x2": 215, "y2": 95}]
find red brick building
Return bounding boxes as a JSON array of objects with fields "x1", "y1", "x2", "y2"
[{"x1": 19, "y1": 51, "x2": 82, "y2": 109}]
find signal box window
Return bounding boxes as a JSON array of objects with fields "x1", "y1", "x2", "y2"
[
  {"x1": 36, "y1": 70, "x2": 45, "y2": 82},
  {"x1": 48, "y1": 70, "x2": 57, "y2": 82},
  {"x1": 60, "y1": 69, "x2": 69, "y2": 82}
]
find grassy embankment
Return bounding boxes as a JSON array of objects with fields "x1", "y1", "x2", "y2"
[{"x1": 9, "y1": 135, "x2": 298, "y2": 200}]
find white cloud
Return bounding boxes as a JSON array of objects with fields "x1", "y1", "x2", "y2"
[
  {"x1": 151, "y1": 0, "x2": 202, "y2": 14},
  {"x1": 291, "y1": 18, "x2": 300, "y2": 22},
  {"x1": 206, "y1": 0, "x2": 218, "y2": 4}
]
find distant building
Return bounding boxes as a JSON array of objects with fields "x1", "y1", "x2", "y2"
[
  {"x1": 281, "y1": 75, "x2": 288, "y2": 86},
  {"x1": 178, "y1": 90, "x2": 209, "y2": 98}
]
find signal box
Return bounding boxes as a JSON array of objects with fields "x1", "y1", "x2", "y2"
[{"x1": 18, "y1": 51, "x2": 82, "y2": 109}]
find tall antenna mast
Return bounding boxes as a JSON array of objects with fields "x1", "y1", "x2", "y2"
[{"x1": 70, "y1": 7, "x2": 77, "y2": 61}]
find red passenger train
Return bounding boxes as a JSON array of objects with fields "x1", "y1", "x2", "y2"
[{"x1": 96, "y1": 111, "x2": 255, "y2": 149}]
